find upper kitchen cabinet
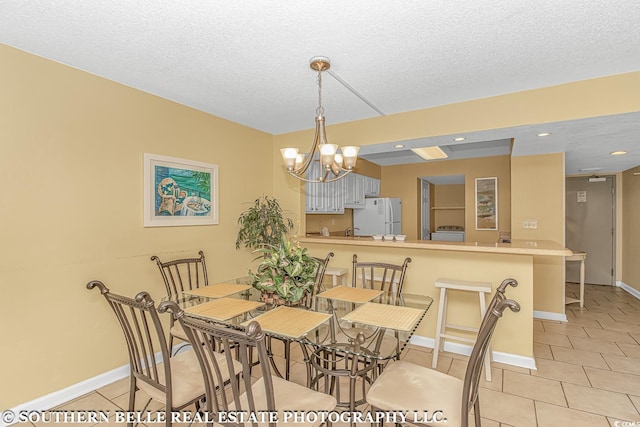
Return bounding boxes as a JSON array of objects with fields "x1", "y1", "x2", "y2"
[
  {"x1": 364, "y1": 176, "x2": 381, "y2": 197},
  {"x1": 344, "y1": 173, "x2": 365, "y2": 208},
  {"x1": 305, "y1": 160, "x2": 345, "y2": 214}
]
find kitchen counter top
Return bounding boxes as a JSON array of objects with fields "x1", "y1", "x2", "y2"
[{"x1": 296, "y1": 236, "x2": 571, "y2": 257}]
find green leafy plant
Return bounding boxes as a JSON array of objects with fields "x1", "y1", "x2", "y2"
[
  {"x1": 249, "y1": 235, "x2": 319, "y2": 303},
  {"x1": 236, "y1": 196, "x2": 294, "y2": 250}
]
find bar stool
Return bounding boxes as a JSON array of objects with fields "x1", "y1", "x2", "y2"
[
  {"x1": 433, "y1": 278, "x2": 493, "y2": 381},
  {"x1": 324, "y1": 266, "x2": 349, "y2": 287},
  {"x1": 565, "y1": 251, "x2": 586, "y2": 308}
]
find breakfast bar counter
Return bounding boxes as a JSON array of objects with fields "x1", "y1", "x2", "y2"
[
  {"x1": 297, "y1": 236, "x2": 571, "y2": 257},
  {"x1": 297, "y1": 236, "x2": 571, "y2": 370}
]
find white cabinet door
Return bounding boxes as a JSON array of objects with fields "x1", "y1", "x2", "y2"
[
  {"x1": 305, "y1": 160, "x2": 345, "y2": 214},
  {"x1": 364, "y1": 176, "x2": 381, "y2": 197},
  {"x1": 305, "y1": 161, "x2": 324, "y2": 213},
  {"x1": 344, "y1": 173, "x2": 365, "y2": 208},
  {"x1": 326, "y1": 177, "x2": 345, "y2": 213}
]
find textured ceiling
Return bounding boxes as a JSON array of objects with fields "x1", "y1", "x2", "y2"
[{"x1": 1, "y1": 1, "x2": 639, "y2": 172}]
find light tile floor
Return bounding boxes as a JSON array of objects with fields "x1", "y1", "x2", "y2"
[{"x1": 14, "y1": 283, "x2": 640, "y2": 427}]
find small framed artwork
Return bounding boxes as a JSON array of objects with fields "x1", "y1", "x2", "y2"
[
  {"x1": 143, "y1": 153, "x2": 218, "y2": 227},
  {"x1": 475, "y1": 177, "x2": 498, "y2": 230}
]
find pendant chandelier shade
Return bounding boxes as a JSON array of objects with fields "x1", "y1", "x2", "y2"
[{"x1": 281, "y1": 57, "x2": 359, "y2": 183}]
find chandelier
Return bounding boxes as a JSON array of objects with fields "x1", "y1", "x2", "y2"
[{"x1": 280, "y1": 57, "x2": 359, "y2": 183}]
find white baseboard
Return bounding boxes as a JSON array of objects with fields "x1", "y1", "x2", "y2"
[
  {"x1": 409, "y1": 335, "x2": 537, "y2": 370},
  {"x1": 3, "y1": 364, "x2": 129, "y2": 427},
  {"x1": 4, "y1": 345, "x2": 190, "y2": 427},
  {"x1": 617, "y1": 281, "x2": 640, "y2": 300},
  {"x1": 533, "y1": 310, "x2": 567, "y2": 322}
]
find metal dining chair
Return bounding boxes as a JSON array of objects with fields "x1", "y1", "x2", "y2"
[
  {"x1": 159, "y1": 301, "x2": 338, "y2": 427},
  {"x1": 366, "y1": 278, "x2": 520, "y2": 427},
  {"x1": 86, "y1": 281, "x2": 207, "y2": 427},
  {"x1": 351, "y1": 254, "x2": 412, "y2": 304},
  {"x1": 150, "y1": 251, "x2": 208, "y2": 350},
  {"x1": 337, "y1": 255, "x2": 412, "y2": 361}
]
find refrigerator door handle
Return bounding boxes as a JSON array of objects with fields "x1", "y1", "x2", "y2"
[{"x1": 387, "y1": 199, "x2": 393, "y2": 225}]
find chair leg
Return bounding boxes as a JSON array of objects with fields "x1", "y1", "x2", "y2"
[
  {"x1": 127, "y1": 376, "x2": 136, "y2": 427},
  {"x1": 284, "y1": 339, "x2": 291, "y2": 380},
  {"x1": 474, "y1": 398, "x2": 482, "y2": 427},
  {"x1": 478, "y1": 292, "x2": 492, "y2": 382}
]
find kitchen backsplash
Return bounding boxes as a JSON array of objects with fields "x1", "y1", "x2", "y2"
[{"x1": 305, "y1": 209, "x2": 354, "y2": 236}]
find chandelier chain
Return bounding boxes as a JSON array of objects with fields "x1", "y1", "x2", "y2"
[{"x1": 316, "y1": 71, "x2": 324, "y2": 116}]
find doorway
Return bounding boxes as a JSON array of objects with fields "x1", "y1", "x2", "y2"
[
  {"x1": 565, "y1": 176, "x2": 615, "y2": 286},
  {"x1": 420, "y1": 175, "x2": 465, "y2": 241}
]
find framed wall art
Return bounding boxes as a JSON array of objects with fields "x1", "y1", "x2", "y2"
[
  {"x1": 143, "y1": 153, "x2": 218, "y2": 227},
  {"x1": 475, "y1": 177, "x2": 498, "y2": 230}
]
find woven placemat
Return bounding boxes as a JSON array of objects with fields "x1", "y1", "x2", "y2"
[
  {"x1": 243, "y1": 306, "x2": 331, "y2": 339},
  {"x1": 185, "y1": 297, "x2": 264, "y2": 321},
  {"x1": 316, "y1": 286, "x2": 383, "y2": 303},
  {"x1": 341, "y1": 303, "x2": 425, "y2": 332},
  {"x1": 182, "y1": 283, "x2": 251, "y2": 299}
]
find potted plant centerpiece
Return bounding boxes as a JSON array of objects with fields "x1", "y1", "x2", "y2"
[{"x1": 249, "y1": 234, "x2": 319, "y2": 306}]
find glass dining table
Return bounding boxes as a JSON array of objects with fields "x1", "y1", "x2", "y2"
[{"x1": 167, "y1": 278, "x2": 433, "y2": 415}]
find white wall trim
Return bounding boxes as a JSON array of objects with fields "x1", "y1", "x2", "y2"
[
  {"x1": 3, "y1": 364, "x2": 130, "y2": 427},
  {"x1": 409, "y1": 335, "x2": 537, "y2": 370},
  {"x1": 533, "y1": 310, "x2": 567, "y2": 322},
  {"x1": 3, "y1": 345, "x2": 190, "y2": 427},
  {"x1": 617, "y1": 280, "x2": 640, "y2": 300}
]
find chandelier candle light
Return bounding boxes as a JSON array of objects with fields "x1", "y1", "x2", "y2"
[{"x1": 281, "y1": 56, "x2": 359, "y2": 183}]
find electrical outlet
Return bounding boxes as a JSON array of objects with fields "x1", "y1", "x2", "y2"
[{"x1": 522, "y1": 220, "x2": 538, "y2": 229}]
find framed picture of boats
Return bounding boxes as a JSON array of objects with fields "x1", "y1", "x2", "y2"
[
  {"x1": 475, "y1": 177, "x2": 497, "y2": 230},
  {"x1": 143, "y1": 153, "x2": 219, "y2": 227}
]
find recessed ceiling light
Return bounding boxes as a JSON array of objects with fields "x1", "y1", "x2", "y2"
[
  {"x1": 537, "y1": 132, "x2": 551, "y2": 137},
  {"x1": 411, "y1": 146, "x2": 448, "y2": 160},
  {"x1": 453, "y1": 137, "x2": 466, "y2": 142},
  {"x1": 394, "y1": 144, "x2": 405, "y2": 149},
  {"x1": 610, "y1": 150, "x2": 627, "y2": 156}
]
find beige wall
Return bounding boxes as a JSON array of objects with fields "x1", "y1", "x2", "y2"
[
  {"x1": 0, "y1": 44, "x2": 274, "y2": 407},
  {"x1": 511, "y1": 153, "x2": 566, "y2": 313},
  {"x1": 622, "y1": 165, "x2": 640, "y2": 291},
  {"x1": 381, "y1": 156, "x2": 511, "y2": 242}
]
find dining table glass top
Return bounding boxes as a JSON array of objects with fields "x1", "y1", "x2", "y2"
[{"x1": 167, "y1": 278, "x2": 433, "y2": 361}]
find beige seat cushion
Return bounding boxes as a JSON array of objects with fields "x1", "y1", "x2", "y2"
[
  {"x1": 137, "y1": 348, "x2": 241, "y2": 408},
  {"x1": 367, "y1": 360, "x2": 463, "y2": 426},
  {"x1": 232, "y1": 375, "x2": 337, "y2": 427},
  {"x1": 170, "y1": 321, "x2": 188, "y2": 341}
]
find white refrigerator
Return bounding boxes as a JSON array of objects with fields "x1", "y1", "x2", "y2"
[{"x1": 353, "y1": 198, "x2": 402, "y2": 236}]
